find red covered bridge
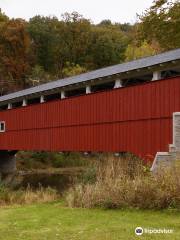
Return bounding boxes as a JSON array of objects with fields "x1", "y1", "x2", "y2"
[{"x1": 0, "y1": 49, "x2": 180, "y2": 173}]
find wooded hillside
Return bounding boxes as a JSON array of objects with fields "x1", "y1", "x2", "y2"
[{"x1": 0, "y1": 0, "x2": 179, "y2": 95}]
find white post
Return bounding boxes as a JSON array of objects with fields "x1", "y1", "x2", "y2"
[
  {"x1": 114, "y1": 79, "x2": 123, "y2": 88},
  {"x1": 22, "y1": 99, "x2": 27, "y2": 106},
  {"x1": 152, "y1": 71, "x2": 161, "y2": 81},
  {"x1": 61, "y1": 90, "x2": 66, "y2": 99},
  {"x1": 7, "y1": 103, "x2": 12, "y2": 110},
  {"x1": 86, "y1": 85, "x2": 91, "y2": 94},
  {"x1": 40, "y1": 95, "x2": 45, "y2": 103}
]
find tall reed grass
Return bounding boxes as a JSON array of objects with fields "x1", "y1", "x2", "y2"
[
  {"x1": 0, "y1": 185, "x2": 58, "y2": 206},
  {"x1": 65, "y1": 155, "x2": 180, "y2": 209}
]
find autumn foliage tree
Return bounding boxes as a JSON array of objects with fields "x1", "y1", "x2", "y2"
[
  {"x1": 0, "y1": 1, "x2": 179, "y2": 95},
  {"x1": 0, "y1": 18, "x2": 31, "y2": 93}
]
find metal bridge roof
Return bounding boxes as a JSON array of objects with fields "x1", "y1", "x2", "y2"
[{"x1": 0, "y1": 48, "x2": 180, "y2": 104}]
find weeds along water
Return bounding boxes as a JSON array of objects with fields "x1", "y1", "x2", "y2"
[
  {"x1": 0, "y1": 153, "x2": 180, "y2": 210},
  {"x1": 0, "y1": 184, "x2": 59, "y2": 206},
  {"x1": 65, "y1": 155, "x2": 180, "y2": 209}
]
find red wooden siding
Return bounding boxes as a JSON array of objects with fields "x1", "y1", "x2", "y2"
[{"x1": 0, "y1": 77, "x2": 180, "y2": 161}]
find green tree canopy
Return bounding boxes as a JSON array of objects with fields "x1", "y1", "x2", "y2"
[
  {"x1": 125, "y1": 41, "x2": 157, "y2": 61},
  {"x1": 138, "y1": 0, "x2": 180, "y2": 50}
]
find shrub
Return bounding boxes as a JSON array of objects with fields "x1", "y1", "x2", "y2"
[
  {"x1": 16, "y1": 151, "x2": 89, "y2": 169},
  {"x1": 79, "y1": 166, "x2": 97, "y2": 184},
  {"x1": 65, "y1": 156, "x2": 180, "y2": 209},
  {"x1": 52, "y1": 152, "x2": 87, "y2": 168}
]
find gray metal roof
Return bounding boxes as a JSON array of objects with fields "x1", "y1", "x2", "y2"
[{"x1": 0, "y1": 48, "x2": 180, "y2": 103}]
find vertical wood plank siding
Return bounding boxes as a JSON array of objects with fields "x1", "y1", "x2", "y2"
[{"x1": 0, "y1": 77, "x2": 180, "y2": 161}]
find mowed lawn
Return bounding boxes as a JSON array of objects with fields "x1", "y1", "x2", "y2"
[{"x1": 0, "y1": 203, "x2": 179, "y2": 240}]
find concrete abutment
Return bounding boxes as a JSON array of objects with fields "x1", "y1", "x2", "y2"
[
  {"x1": 0, "y1": 150, "x2": 17, "y2": 182},
  {"x1": 151, "y1": 112, "x2": 180, "y2": 171}
]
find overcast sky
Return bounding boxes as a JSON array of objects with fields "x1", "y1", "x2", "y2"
[{"x1": 0, "y1": 0, "x2": 154, "y2": 24}]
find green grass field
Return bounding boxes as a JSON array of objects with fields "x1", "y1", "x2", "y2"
[{"x1": 0, "y1": 202, "x2": 179, "y2": 240}]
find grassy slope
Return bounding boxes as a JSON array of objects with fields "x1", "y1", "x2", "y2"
[{"x1": 0, "y1": 203, "x2": 179, "y2": 240}]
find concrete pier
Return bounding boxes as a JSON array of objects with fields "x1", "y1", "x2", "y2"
[{"x1": 0, "y1": 150, "x2": 17, "y2": 181}]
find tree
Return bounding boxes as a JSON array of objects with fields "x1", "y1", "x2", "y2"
[
  {"x1": 89, "y1": 27, "x2": 129, "y2": 68},
  {"x1": 28, "y1": 65, "x2": 52, "y2": 86},
  {"x1": 28, "y1": 13, "x2": 92, "y2": 78},
  {"x1": 125, "y1": 41, "x2": 157, "y2": 61},
  {"x1": 62, "y1": 62, "x2": 86, "y2": 77},
  {"x1": 138, "y1": 0, "x2": 180, "y2": 50},
  {"x1": 0, "y1": 9, "x2": 9, "y2": 23},
  {"x1": 0, "y1": 19, "x2": 31, "y2": 93},
  {"x1": 28, "y1": 16, "x2": 60, "y2": 74},
  {"x1": 60, "y1": 12, "x2": 92, "y2": 68},
  {"x1": 98, "y1": 19, "x2": 112, "y2": 26},
  {"x1": 0, "y1": 11, "x2": 133, "y2": 94}
]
